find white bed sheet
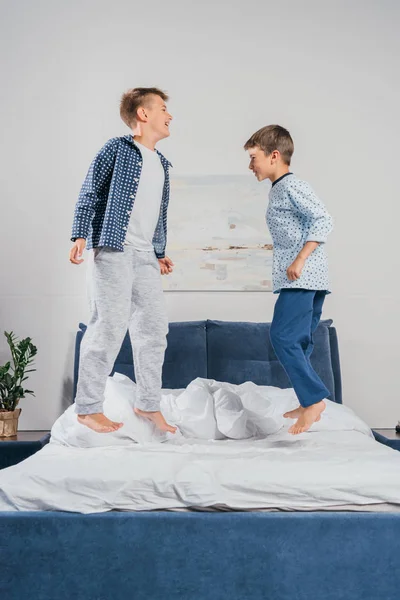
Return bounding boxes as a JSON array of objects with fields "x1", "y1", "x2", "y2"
[{"x1": 0, "y1": 377, "x2": 399, "y2": 513}]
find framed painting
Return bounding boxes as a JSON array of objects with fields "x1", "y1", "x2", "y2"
[{"x1": 163, "y1": 175, "x2": 273, "y2": 291}]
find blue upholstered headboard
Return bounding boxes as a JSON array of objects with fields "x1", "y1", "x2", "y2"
[{"x1": 73, "y1": 319, "x2": 342, "y2": 404}]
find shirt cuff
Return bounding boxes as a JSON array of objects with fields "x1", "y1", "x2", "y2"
[
  {"x1": 71, "y1": 229, "x2": 88, "y2": 241},
  {"x1": 306, "y1": 234, "x2": 326, "y2": 243}
]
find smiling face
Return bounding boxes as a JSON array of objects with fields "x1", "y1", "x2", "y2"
[
  {"x1": 138, "y1": 94, "x2": 173, "y2": 141},
  {"x1": 247, "y1": 146, "x2": 278, "y2": 181}
]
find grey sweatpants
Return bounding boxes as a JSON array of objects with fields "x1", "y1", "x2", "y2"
[{"x1": 75, "y1": 247, "x2": 168, "y2": 415}]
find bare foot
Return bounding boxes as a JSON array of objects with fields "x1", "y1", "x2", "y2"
[
  {"x1": 134, "y1": 408, "x2": 177, "y2": 434},
  {"x1": 77, "y1": 413, "x2": 123, "y2": 433},
  {"x1": 288, "y1": 400, "x2": 326, "y2": 435},
  {"x1": 284, "y1": 406, "x2": 304, "y2": 419}
]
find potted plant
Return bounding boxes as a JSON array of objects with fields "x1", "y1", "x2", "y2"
[{"x1": 0, "y1": 331, "x2": 37, "y2": 437}]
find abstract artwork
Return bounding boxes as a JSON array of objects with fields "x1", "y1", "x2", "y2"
[{"x1": 163, "y1": 175, "x2": 273, "y2": 291}]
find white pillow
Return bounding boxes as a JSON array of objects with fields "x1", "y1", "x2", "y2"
[
  {"x1": 260, "y1": 387, "x2": 373, "y2": 437},
  {"x1": 305, "y1": 399, "x2": 373, "y2": 436},
  {"x1": 51, "y1": 373, "x2": 172, "y2": 447}
]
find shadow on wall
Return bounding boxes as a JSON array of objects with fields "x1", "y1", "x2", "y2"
[{"x1": 60, "y1": 331, "x2": 76, "y2": 414}]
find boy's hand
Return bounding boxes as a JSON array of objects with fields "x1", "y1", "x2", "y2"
[
  {"x1": 69, "y1": 238, "x2": 86, "y2": 265},
  {"x1": 158, "y1": 256, "x2": 174, "y2": 275},
  {"x1": 287, "y1": 257, "x2": 305, "y2": 281}
]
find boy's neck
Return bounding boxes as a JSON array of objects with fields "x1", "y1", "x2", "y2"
[
  {"x1": 130, "y1": 123, "x2": 159, "y2": 151},
  {"x1": 133, "y1": 134, "x2": 158, "y2": 152},
  {"x1": 270, "y1": 166, "x2": 290, "y2": 184}
]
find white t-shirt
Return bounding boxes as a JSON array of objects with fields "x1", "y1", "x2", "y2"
[{"x1": 124, "y1": 141, "x2": 165, "y2": 251}]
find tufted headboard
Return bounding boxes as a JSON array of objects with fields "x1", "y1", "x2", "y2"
[{"x1": 73, "y1": 319, "x2": 342, "y2": 404}]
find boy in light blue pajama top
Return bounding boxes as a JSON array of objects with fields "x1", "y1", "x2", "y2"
[{"x1": 244, "y1": 125, "x2": 334, "y2": 435}]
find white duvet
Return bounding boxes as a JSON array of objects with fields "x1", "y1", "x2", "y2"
[{"x1": 0, "y1": 375, "x2": 399, "y2": 513}]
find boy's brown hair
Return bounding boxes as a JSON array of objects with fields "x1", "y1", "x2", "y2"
[
  {"x1": 120, "y1": 87, "x2": 169, "y2": 127},
  {"x1": 244, "y1": 125, "x2": 294, "y2": 165}
]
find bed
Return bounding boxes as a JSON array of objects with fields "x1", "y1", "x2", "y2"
[{"x1": 1, "y1": 319, "x2": 399, "y2": 600}]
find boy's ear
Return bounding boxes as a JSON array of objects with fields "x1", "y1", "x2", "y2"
[
  {"x1": 271, "y1": 150, "x2": 280, "y2": 162},
  {"x1": 136, "y1": 106, "x2": 148, "y2": 123}
]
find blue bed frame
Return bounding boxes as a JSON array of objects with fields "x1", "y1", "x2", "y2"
[{"x1": 2, "y1": 319, "x2": 400, "y2": 600}]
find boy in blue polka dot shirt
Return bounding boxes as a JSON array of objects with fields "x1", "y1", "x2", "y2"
[
  {"x1": 69, "y1": 88, "x2": 176, "y2": 436},
  {"x1": 244, "y1": 125, "x2": 334, "y2": 435}
]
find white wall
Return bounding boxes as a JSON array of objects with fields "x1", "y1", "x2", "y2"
[{"x1": 1, "y1": 0, "x2": 399, "y2": 429}]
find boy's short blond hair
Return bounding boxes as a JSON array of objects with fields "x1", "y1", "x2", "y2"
[
  {"x1": 244, "y1": 125, "x2": 294, "y2": 165},
  {"x1": 120, "y1": 87, "x2": 169, "y2": 127}
]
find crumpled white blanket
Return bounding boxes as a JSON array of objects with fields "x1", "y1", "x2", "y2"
[{"x1": 50, "y1": 374, "x2": 373, "y2": 447}]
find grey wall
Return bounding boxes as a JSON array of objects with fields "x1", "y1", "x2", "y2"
[{"x1": 1, "y1": 0, "x2": 399, "y2": 428}]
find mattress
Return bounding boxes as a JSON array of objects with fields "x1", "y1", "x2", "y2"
[{"x1": 1, "y1": 377, "x2": 399, "y2": 513}]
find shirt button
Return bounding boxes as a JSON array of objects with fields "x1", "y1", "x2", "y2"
[
  {"x1": 130, "y1": 195, "x2": 135, "y2": 199},
  {"x1": 138, "y1": 162, "x2": 142, "y2": 166},
  {"x1": 127, "y1": 210, "x2": 131, "y2": 215},
  {"x1": 134, "y1": 178, "x2": 139, "y2": 182},
  {"x1": 123, "y1": 226, "x2": 127, "y2": 230}
]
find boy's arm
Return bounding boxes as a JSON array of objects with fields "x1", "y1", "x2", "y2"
[
  {"x1": 286, "y1": 181, "x2": 333, "y2": 281},
  {"x1": 287, "y1": 241, "x2": 320, "y2": 281},
  {"x1": 71, "y1": 138, "x2": 118, "y2": 241},
  {"x1": 287, "y1": 180, "x2": 333, "y2": 243}
]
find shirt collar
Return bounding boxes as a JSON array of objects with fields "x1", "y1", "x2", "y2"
[
  {"x1": 271, "y1": 172, "x2": 293, "y2": 187},
  {"x1": 124, "y1": 134, "x2": 173, "y2": 168}
]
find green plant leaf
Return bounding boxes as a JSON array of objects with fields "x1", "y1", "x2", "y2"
[{"x1": 1, "y1": 331, "x2": 36, "y2": 402}]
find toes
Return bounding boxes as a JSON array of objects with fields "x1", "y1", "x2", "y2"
[
  {"x1": 288, "y1": 423, "x2": 304, "y2": 435},
  {"x1": 163, "y1": 423, "x2": 176, "y2": 433}
]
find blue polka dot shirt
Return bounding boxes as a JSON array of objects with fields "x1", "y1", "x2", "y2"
[
  {"x1": 71, "y1": 135, "x2": 172, "y2": 258},
  {"x1": 266, "y1": 173, "x2": 333, "y2": 294}
]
